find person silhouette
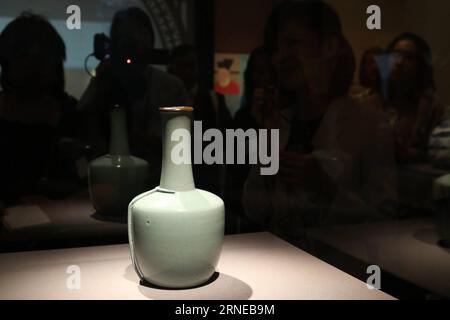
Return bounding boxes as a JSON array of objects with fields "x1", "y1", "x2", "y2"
[
  {"x1": 0, "y1": 13, "x2": 82, "y2": 204},
  {"x1": 78, "y1": 7, "x2": 189, "y2": 186},
  {"x1": 242, "y1": 1, "x2": 398, "y2": 238}
]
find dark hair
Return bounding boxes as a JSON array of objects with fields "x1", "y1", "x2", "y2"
[
  {"x1": 0, "y1": 12, "x2": 66, "y2": 96},
  {"x1": 169, "y1": 44, "x2": 197, "y2": 63},
  {"x1": 359, "y1": 46, "x2": 384, "y2": 89},
  {"x1": 387, "y1": 32, "x2": 435, "y2": 92},
  {"x1": 331, "y1": 37, "x2": 356, "y2": 97},
  {"x1": 264, "y1": 0, "x2": 343, "y2": 54},
  {"x1": 243, "y1": 47, "x2": 271, "y2": 109},
  {"x1": 110, "y1": 7, "x2": 155, "y2": 55},
  {"x1": 264, "y1": 0, "x2": 355, "y2": 97}
]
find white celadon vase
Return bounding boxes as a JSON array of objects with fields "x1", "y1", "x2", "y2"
[
  {"x1": 128, "y1": 106, "x2": 225, "y2": 288},
  {"x1": 88, "y1": 105, "x2": 150, "y2": 221}
]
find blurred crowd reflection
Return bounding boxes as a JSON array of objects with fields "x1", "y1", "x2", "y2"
[{"x1": 0, "y1": 1, "x2": 450, "y2": 298}]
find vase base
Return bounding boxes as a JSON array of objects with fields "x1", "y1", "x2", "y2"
[{"x1": 139, "y1": 272, "x2": 220, "y2": 290}]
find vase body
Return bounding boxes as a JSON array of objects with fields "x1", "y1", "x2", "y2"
[
  {"x1": 88, "y1": 105, "x2": 150, "y2": 220},
  {"x1": 433, "y1": 175, "x2": 450, "y2": 248},
  {"x1": 128, "y1": 107, "x2": 225, "y2": 288},
  {"x1": 430, "y1": 119, "x2": 450, "y2": 170}
]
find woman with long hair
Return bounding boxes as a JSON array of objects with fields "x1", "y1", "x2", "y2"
[{"x1": 386, "y1": 32, "x2": 444, "y2": 164}]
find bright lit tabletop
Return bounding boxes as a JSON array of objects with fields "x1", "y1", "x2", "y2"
[{"x1": 0, "y1": 232, "x2": 394, "y2": 300}]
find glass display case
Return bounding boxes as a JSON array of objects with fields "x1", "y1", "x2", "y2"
[{"x1": 0, "y1": 0, "x2": 449, "y2": 304}]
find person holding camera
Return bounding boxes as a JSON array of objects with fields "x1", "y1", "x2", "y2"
[
  {"x1": 242, "y1": 1, "x2": 398, "y2": 239},
  {"x1": 78, "y1": 7, "x2": 188, "y2": 185}
]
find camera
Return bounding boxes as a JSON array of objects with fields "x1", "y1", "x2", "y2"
[
  {"x1": 93, "y1": 33, "x2": 170, "y2": 65},
  {"x1": 93, "y1": 33, "x2": 111, "y2": 61}
]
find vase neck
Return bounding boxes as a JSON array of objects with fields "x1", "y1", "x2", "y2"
[
  {"x1": 109, "y1": 105, "x2": 130, "y2": 155},
  {"x1": 160, "y1": 112, "x2": 195, "y2": 191}
]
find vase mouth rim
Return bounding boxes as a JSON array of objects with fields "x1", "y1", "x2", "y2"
[{"x1": 159, "y1": 106, "x2": 194, "y2": 113}]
